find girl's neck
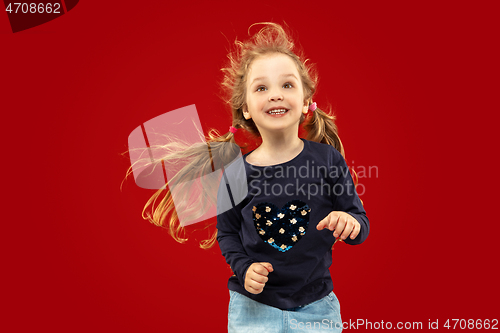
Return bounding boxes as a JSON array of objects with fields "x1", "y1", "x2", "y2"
[{"x1": 251, "y1": 131, "x2": 304, "y2": 166}]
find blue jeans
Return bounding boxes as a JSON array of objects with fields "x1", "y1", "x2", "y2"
[{"x1": 228, "y1": 290, "x2": 343, "y2": 333}]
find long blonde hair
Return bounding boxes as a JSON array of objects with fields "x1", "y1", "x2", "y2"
[{"x1": 125, "y1": 22, "x2": 351, "y2": 249}]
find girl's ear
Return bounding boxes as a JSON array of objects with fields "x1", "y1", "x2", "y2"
[
  {"x1": 302, "y1": 104, "x2": 309, "y2": 114},
  {"x1": 302, "y1": 100, "x2": 310, "y2": 114},
  {"x1": 243, "y1": 105, "x2": 252, "y2": 120}
]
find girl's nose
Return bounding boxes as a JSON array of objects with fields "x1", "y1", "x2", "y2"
[{"x1": 268, "y1": 93, "x2": 283, "y2": 102}]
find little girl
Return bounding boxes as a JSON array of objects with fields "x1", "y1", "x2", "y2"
[
  {"x1": 214, "y1": 23, "x2": 369, "y2": 333},
  {"x1": 135, "y1": 23, "x2": 369, "y2": 333}
]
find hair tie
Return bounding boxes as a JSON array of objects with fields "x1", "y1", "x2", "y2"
[
  {"x1": 309, "y1": 102, "x2": 317, "y2": 112},
  {"x1": 229, "y1": 126, "x2": 238, "y2": 134}
]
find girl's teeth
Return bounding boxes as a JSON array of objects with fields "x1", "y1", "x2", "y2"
[{"x1": 268, "y1": 109, "x2": 287, "y2": 114}]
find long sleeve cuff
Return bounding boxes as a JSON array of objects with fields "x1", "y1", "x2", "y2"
[{"x1": 217, "y1": 229, "x2": 255, "y2": 287}]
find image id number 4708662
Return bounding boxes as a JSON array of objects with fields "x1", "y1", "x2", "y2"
[
  {"x1": 442, "y1": 319, "x2": 498, "y2": 330},
  {"x1": 5, "y1": 3, "x2": 61, "y2": 14}
]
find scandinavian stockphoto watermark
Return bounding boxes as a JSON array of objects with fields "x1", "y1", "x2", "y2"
[
  {"x1": 290, "y1": 318, "x2": 423, "y2": 330},
  {"x1": 290, "y1": 318, "x2": 499, "y2": 330},
  {"x1": 247, "y1": 160, "x2": 378, "y2": 201}
]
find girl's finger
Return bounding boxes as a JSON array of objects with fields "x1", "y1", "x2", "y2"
[
  {"x1": 327, "y1": 213, "x2": 340, "y2": 231},
  {"x1": 253, "y1": 264, "x2": 270, "y2": 276},
  {"x1": 247, "y1": 283, "x2": 263, "y2": 294},
  {"x1": 261, "y1": 262, "x2": 274, "y2": 273},
  {"x1": 316, "y1": 216, "x2": 329, "y2": 230},
  {"x1": 317, "y1": 213, "x2": 335, "y2": 231},
  {"x1": 251, "y1": 275, "x2": 268, "y2": 284},
  {"x1": 350, "y1": 221, "x2": 361, "y2": 239},
  {"x1": 339, "y1": 217, "x2": 354, "y2": 240},
  {"x1": 333, "y1": 214, "x2": 346, "y2": 238}
]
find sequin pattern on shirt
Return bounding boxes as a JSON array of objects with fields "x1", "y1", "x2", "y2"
[{"x1": 253, "y1": 200, "x2": 311, "y2": 252}]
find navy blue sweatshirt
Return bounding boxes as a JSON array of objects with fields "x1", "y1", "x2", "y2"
[{"x1": 216, "y1": 139, "x2": 369, "y2": 310}]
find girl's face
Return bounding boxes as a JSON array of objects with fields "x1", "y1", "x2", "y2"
[{"x1": 243, "y1": 53, "x2": 307, "y2": 135}]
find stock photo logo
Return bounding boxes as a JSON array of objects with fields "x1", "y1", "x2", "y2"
[
  {"x1": 3, "y1": 0, "x2": 79, "y2": 33},
  {"x1": 127, "y1": 105, "x2": 248, "y2": 227}
]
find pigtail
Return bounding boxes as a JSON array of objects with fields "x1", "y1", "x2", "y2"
[
  {"x1": 303, "y1": 106, "x2": 345, "y2": 158},
  {"x1": 128, "y1": 127, "x2": 240, "y2": 249}
]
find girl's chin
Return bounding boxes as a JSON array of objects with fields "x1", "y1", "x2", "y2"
[{"x1": 255, "y1": 122, "x2": 301, "y2": 134}]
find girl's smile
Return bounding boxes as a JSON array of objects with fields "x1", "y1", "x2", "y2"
[{"x1": 266, "y1": 107, "x2": 289, "y2": 116}]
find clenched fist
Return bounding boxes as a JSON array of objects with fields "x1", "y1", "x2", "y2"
[{"x1": 244, "y1": 262, "x2": 273, "y2": 294}]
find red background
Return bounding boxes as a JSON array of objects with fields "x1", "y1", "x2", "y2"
[{"x1": 2, "y1": 1, "x2": 499, "y2": 332}]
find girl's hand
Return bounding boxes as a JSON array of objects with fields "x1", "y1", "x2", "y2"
[
  {"x1": 244, "y1": 262, "x2": 273, "y2": 294},
  {"x1": 317, "y1": 211, "x2": 361, "y2": 241}
]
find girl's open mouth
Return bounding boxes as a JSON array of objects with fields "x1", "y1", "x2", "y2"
[{"x1": 267, "y1": 108, "x2": 288, "y2": 115}]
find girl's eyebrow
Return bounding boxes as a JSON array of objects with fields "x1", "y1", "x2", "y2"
[
  {"x1": 280, "y1": 74, "x2": 298, "y2": 80},
  {"x1": 251, "y1": 74, "x2": 298, "y2": 85}
]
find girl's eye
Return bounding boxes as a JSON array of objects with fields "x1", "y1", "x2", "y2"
[
  {"x1": 283, "y1": 83, "x2": 293, "y2": 89},
  {"x1": 256, "y1": 86, "x2": 267, "y2": 92}
]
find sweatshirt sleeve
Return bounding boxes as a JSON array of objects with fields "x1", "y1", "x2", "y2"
[
  {"x1": 330, "y1": 148, "x2": 370, "y2": 245},
  {"x1": 216, "y1": 175, "x2": 255, "y2": 288}
]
